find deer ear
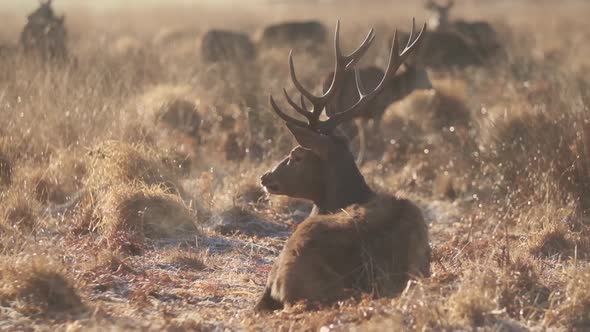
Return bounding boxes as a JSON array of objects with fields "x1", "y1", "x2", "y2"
[{"x1": 285, "y1": 123, "x2": 332, "y2": 158}]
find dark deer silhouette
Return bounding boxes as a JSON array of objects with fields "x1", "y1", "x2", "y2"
[
  {"x1": 425, "y1": 0, "x2": 454, "y2": 30},
  {"x1": 200, "y1": 29, "x2": 256, "y2": 63},
  {"x1": 256, "y1": 20, "x2": 431, "y2": 311},
  {"x1": 20, "y1": 0, "x2": 68, "y2": 62},
  {"x1": 259, "y1": 20, "x2": 326, "y2": 52},
  {"x1": 415, "y1": 0, "x2": 500, "y2": 67}
]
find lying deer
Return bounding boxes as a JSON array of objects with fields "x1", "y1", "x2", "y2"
[
  {"x1": 256, "y1": 20, "x2": 431, "y2": 311},
  {"x1": 259, "y1": 20, "x2": 327, "y2": 52},
  {"x1": 418, "y1": 0, "x2": 500, "y2": 66},
  {"x1": 200, "y1": 29, "x2": 256, "y2": 63}
]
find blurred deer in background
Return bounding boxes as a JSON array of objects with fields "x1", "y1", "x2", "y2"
[
  {"x1": 425, "y1": 0, "x2": 454, "y2": 30},
  {"x1": 20, "y1": 0, "x2": 68, "y2": 62},
  {"x1": 256, "y1": 20, "x2": 431, "y2": 311},
  {"x1": 320, "y1": 59, "x2": 432, "y2": 163},
  {"x1": 259, "y1": 20, "x2": 327, "y2": 52},
  {"x1": 200, "y1": 29, "x2": 261, "y2": 110},
  {"x1": 416, "y1": 0, "x2": 500, "y2": 67},
  {"x1": 200, "y1": 29, "x2": 256, "y2": 63}
]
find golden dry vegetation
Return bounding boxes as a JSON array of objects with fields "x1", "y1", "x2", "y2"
[{"x1": 1, "y1": 0, "x2": 590, "y2": 330}]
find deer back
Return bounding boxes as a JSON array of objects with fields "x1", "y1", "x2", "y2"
[
  {"x1": 260, "y1": 20, "x2": 327, "y2": 49},
  {"x1": 255, "y1": 194, "x2": 430, "y2": 310}
]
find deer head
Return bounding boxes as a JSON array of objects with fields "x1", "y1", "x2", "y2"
[
  {"x1": 425, "y1": 0, "x2": 453, "y2": 29},
  {"x1": 261, "y1": 20, "x2": 426, "y2": 213},
  {"x1": 29, "y1": 0, "x2": 55, "y2": 23}
]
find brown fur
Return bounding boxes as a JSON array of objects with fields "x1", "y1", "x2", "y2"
[
  {"x1": 255, "y1": 194, "x2": 430, "y2": 311},
  {"x1": 258, "y1": 126, "x2": 429, "y2": 310}
]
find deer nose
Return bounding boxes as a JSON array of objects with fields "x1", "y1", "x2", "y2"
[
  {"x1": 260, "y1": 172, "x2": 279, "y2": 192},
  {"x1": 260, "y1": 172, "x2": 272, "y2": 186}
]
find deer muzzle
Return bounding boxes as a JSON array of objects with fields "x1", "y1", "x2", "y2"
[{"x1": 260, "y1": 172, "x2": 280, "y2": 194}]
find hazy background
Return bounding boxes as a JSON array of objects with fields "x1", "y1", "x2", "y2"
[{"x1": 0, "y1": 0, "x2": 239, "y2": 11}]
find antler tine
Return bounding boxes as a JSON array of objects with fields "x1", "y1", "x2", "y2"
[
  {"x1": 313, "y1": 20, "x2": 346, "y2": 116},
  {"x1": 318, "y1": 19, "x2": 427, "y2": 133},
  {"x1": 277, "y1": 20, "x2": 349, "y2": 129},
  {"x1": 344, "y1": 28, "x2": 376, "y2": 69},
  {"x1": 270, "y1": 95, "x2": 309, "y2": 128},
  {"x1": 288, "y1": 51, "x2": 321, "y2": 106},
  {"x1": 405, "y1": 18, "x2": 416, "y2": 49},
  {"x1": 320, "y1": 21, "x2": 375, "y2": 114},
  {"x1": 270, "y1": 20, "x2": 416, "y2": 133},
  {"x1": 300, "y1": 95, "x2": 308, "y2": 112},
  {"x1": 399, "y1": 20, "x2": 427, "y2": 63},
  {"x1": 283, "y1": 89, "x2": 313, "y2": 121}
]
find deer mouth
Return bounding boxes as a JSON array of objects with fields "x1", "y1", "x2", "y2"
[
  {"x1": 261, "y1": 174, "x2": 281, "y2": 194},
  {"x1": 262, "y1": 182, "x2": 281, "y2": 194}
]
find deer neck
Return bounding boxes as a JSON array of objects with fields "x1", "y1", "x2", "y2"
[{"x1": 314, "y1": 156, "x2": 374, "y2": 214}]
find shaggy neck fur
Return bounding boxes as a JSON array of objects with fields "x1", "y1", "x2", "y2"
[{"x1": 314, "y1": 153, "x2": 374, "y2": 214}]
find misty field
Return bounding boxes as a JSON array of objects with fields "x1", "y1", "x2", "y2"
[{"x1": 1, "y1": 0, "x2": 590, "y2": 331}]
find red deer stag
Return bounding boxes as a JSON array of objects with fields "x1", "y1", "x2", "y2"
[
  {"x1": 201, "y1": 29, "x2": 256, "y2": 63},
  {"x1": 425, "y1": 0, "x2": 454, "y2": 30},
  {"x1": 20, "y1": 0, "x2": 68, "y2": 62},
  {"x1": 259, "y1": 20, "x2": 326, "y2": 52},
  {"x1": 256, "y1": 20, "x2": 431, "y2": 311},
  {"x1": 415, "y1": 0, "x2": 499, "y2": 67}
]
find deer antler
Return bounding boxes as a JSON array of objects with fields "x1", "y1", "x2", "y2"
[
  {"x1": 269, "y1": 19, "x2": 426, "y2": 134},
  {"x1": 270, "y1": 20, "x2": 375, "y2": 129}
]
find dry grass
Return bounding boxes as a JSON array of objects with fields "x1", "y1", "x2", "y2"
[
  {"x1": 0, "y1": 191, "x2": 39, "y2": 232},
  {"x1": 163, "y1": 249, "x2": 207, "y2": 271},
  {"x1": 0, "y1": 0, "x2": 589, "y2": 330},
  {"x1": 94, "y1": 184, "x2": 198, "y2": 253},
  {"x1": 0, "y1": 151, "x2": 12, "y2": 187},
  {"x1": 84, "y1": 141, "x2": 182, "y2": 194},
  {"x1": 548, "y1": 266, "x2": 590, "y2": 329},
  {"x1": 478, "y1": 104, "x2": 590, "y2": 214},
  {"x1": 0, "y1": 257, "x2": 84, "y2": 318}
]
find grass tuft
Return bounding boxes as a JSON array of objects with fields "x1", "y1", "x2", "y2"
[
  {"x1": 0, "y1": 258, "x2": 84, "y2": 317},
  {"x1": 95, "y1": 184, "x2": 198, "y2": 251}
]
